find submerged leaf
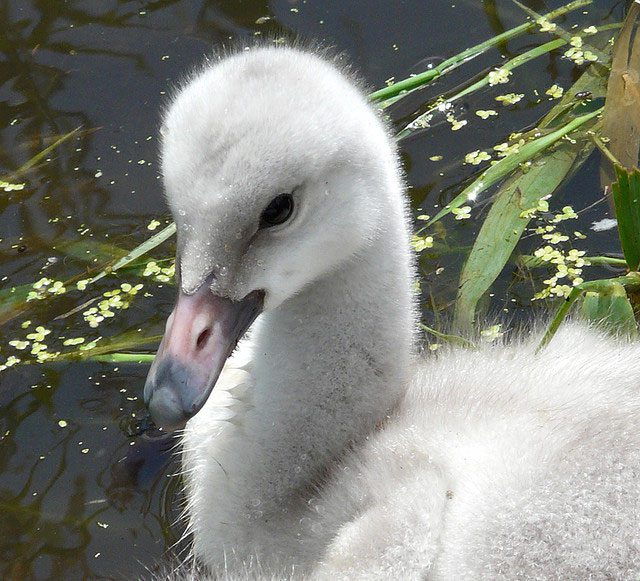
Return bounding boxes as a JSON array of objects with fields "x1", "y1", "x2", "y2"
[
  {"x1": 54, "y1": 329, "x2": 161, "y2": 362},
  {"x1": 12, "y1": 127, "x2": 83, "y2": 179},
  {"x1": 453, "y1": 144, "x2": 579, "y2": 330},
  {"x1": 54, "y1": 238, "x2": 163, "y2": 279},
  {"x1": 55, "y1": 238, "x2": 129, "y2": 263},
  {"x1": 452, "y1": 56, "x2": 611, "y2": 330},
  {"x1": 0, "y1": 284, "x2": 35, "y2": 326}
]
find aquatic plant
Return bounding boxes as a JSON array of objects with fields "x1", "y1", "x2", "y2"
[{"x1": 1, "y1": 0, "x2": 639, "y2": 368}]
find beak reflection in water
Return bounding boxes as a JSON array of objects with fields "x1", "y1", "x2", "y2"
[{"x1": 144, "y1": 284, "x2": 263, "y2": 431}]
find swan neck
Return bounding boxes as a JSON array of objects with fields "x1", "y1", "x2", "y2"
[
  {"x1": 250, "y1": 208, "x2": 416, "y2": 492},
  {"x1": 185, "y1": 186, "x2": 417, "y2": 570}
]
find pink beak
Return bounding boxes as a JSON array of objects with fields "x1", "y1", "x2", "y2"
[{"x1": 144, "y1": 284, "x2": 263, "y2": 431}]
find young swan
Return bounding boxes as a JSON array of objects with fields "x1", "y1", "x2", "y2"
[{"x1": 145, "y1": 46, "x2": 640, "y2": 579}]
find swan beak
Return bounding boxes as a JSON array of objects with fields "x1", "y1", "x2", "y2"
[{"x1": 144, "y1": 286, "x2": 263, "y2": 431}]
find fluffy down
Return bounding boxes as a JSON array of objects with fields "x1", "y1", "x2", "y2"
[{"x1": 149, "y1": 45, "x2": 640, "y2": 580}]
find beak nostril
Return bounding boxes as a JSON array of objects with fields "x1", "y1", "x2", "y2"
[{"x1": 196, "y1": 328, "x2": 211, "y2": 350}]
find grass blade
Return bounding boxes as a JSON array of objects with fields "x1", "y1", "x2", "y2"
[
  {"x1": 521, "y1": 254, "x2": 628, "y2": 268},
  {"x1": 89, "y1": 222, "x2": 176, "y2": 284},
  {"x1": 0, "y1": 283, "x2": 36, "y2": 326},
  {"x1": 423, "y1": 107, "x2": 602, "y2": 228},
  {"x1": 396, "y1": 38, "x2": 567, "y2": 140},
  {"x1": 54, "y1": 238, "x2": 167, "y2": 279},
  {"x1": 452, "y1": 142, "x2": 582, "y2": 330},
  {"x1": 369, "y1": 0, "x2": 591, "y2": 104},
  {"x1": 86, "y1": 353, "x2": 156, "y2": 364},
  {"x1": 12, "y1": 127, "x2": 82, "y2": 178},
  {"x1": 54, "y1": 330, "x2": 162, "y2": 363},
  {"x1": 419, "y1": 323, "x2": 476, "y2": 349},
  {"x1": 611, "y1": 165, "x2": 640, "y2": 270},
  {"x1": 511, "y1": 0, "x2": 609, "y2": 63}
]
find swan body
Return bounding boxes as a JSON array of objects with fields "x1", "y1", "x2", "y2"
[{"x1": 145, "y1": 46, "x2": 640, "y2": 579}]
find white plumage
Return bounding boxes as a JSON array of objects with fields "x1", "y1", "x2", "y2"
[{"x1": 151, "y1": 45, "x2": 640, "y2": 579}]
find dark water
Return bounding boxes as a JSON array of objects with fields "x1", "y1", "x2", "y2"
[{"x1": 0, "y1": 1, "x2": 628, "y2": 578}]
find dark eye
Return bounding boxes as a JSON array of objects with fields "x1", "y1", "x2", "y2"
[{"x1": 260, "y1": 193, "x2": 294, "y2": 228}]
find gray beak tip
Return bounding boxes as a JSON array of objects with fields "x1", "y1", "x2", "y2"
[
  {"x1": 147, "y1": 386, "x2": 188, "y2": 432},
  {"x1": 144, "y1": 357, "x2": 196, "y2": 431},
  {"x1": 143, "y1": 289, "x2": 264, "y2": 432},
  {"x1": 144, "y1": 376, "x2": 188, "y2": 431}
]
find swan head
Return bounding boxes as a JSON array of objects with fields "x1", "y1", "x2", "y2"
[{"x1": 144, "y1": 46, "x2": 401, "y2": 430}]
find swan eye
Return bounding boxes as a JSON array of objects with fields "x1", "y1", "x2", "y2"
[{"x1": 260, "y1": 193, "x2": 294, "y2": 228}]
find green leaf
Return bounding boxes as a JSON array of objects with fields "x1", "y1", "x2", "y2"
[
  {"x1": 54, "y1": 329, "x2": 161, "y2": 363},
  {"x1": 369, "y1": 0, "x2": 592, "y2": 105},
  {"x1": 611, "y1": 165, "x2": 640, "y2": 270},
  {"x1": 86, "y1": 352, "x2": 156, "y2": 364},
  {"x1": 521, "y1": 254, "x2": 627, "y2": 269},
  {"x1": 453, "y1": 143, "x2": 580, "y2": 330},
  {"x1": 511, "y1": 0, "x2": 609, "y2": 64},
  {"x1": 580, "y1": 283, "x2": 638, "y2": 338},
  {"x1": 54, "y1": 238, "x2": 164, "y2": 278},
  {"x1": 0, "y1": 283, "x2": 34, "y2": 326},
  {"x1": 425, "y1": 107, "x2": 602, "y2": 229},
  {"x1": 539, "y1": 273, "x2": 640, "y2": 350},
  {"x1": 419, "y1": 323, "x2": 475, "y2": 349},
  {"x1": 396, "y1": 38, "x2": 567, "y2": 140},
  {"x1": 11, "y1": 127, "x2": 82, "y2": 179},
  {"x1": 451, "y1": 55, "x2": 612, "y2": 331},
  {"x1": 0, "y1": 228, "x2": 174, "y2": 328}
]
